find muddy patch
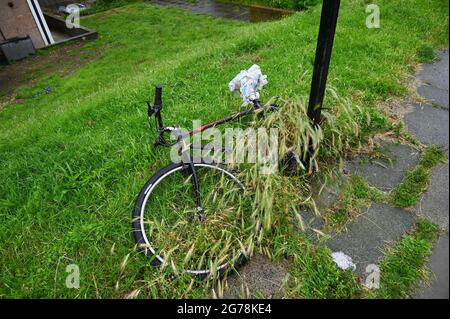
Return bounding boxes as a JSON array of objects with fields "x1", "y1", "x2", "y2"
[
  {"x1": 0, "y1": 41, "x2": 102, "y2": 108},
  {"x1": 222, "y1": 254, "x2": 290, "y2": 299}
]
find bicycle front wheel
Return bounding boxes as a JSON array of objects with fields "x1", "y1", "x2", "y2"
[{"x1": 132, "y1": 162, "x2": 252, "y2": 277}]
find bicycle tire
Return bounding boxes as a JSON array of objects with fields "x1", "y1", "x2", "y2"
[{"x1": 132, "y1": 162, "x2": 247, "y2": 277}]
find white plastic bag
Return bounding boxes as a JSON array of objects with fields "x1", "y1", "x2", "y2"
[
  {"x1": 229, "y1": 64, "x2": 268, "y2": 105},
  {"x1": 331, "y1": 251, "x2": 357, "y2": 271}
]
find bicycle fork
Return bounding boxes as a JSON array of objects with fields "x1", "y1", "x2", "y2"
[{"x1": 179, "y1": 139, "x2": 205, "y2": 222}]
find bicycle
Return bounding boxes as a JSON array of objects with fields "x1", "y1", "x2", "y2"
[{"x1": 132, "y1": 65, "x2": 289, "y2": 277}]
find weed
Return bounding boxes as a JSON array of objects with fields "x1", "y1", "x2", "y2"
[
  {"x1": 390, "y1": 167, "x2": 430, "y2": 208},
  {"x1": 419, "y1": 145, "x2": 445, "y2": 169},
  {"x1": 282, "y1": 236, "x2": 361, "y2": 299},
  {"x1": 325, "y1": 174, "x2": 386, "y2": 230},
  {"x1": 417, "y1": 45, "x2": 436, "y2": 63},
  {"x1": 368, "y1": 219, "x2": 440, "y2": 299},
  {"x1": 390, "y1": 145, "x2": 445, "y2": 208}
]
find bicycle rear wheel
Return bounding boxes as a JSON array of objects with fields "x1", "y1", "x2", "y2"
[{"x1": 133, "y1": 162, "x2": 251, "y2": 277}]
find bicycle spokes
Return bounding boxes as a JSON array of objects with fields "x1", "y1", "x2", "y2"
[{"x1": 140, "y1": 165, "x2": 251, "y2": 276}]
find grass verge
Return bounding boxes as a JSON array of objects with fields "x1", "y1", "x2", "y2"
[
  {"x1": 368, "y1": 219, "x2": 440, "y2": 299},
  {"x1": 390, "y1": 145, "x2": 446, "y2": 208}
]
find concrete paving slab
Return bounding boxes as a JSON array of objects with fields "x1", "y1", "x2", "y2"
[
  {"x1": 409, "y1": 49, "x2": 449, "y2": 300},
  {"x1": 417, "y1": 50, "x2": 449, "y2": 91},
  {"x1": 311, "y1": 174, "x2": 348, "y2": 212},
  {"x1": 223, "y1": 255, "x2": 288, "y2": 298},
  {"x1": 417, "y1": 84, "x2": 449, "y2": 109},
  {"x1": 326, "y1": 203, "x2": 416, "y2": 276},
  {"x1": 345, "y1": 143, "x2": 421, "y2": 191},
  {"x1": 298, "y1": 174, "x2": 347, "y2": 241},
  {"x1": 413, "y1": 235, "x2": 449, "y2": 299},
  {"x1": 300, "y1": 209, "x2": 325, "y2": 242},
  {"x1": 404, "y1": 104, "x2": 449, "y2": 151},
  {"x1": 416, "y1": 163, "x2": 449, "y2": 231}
]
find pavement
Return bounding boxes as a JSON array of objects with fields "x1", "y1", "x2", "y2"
[
  {"x1": 223, "y1": 255, "x2": 289, "y2": 299},
  {"x1": 326, "y1": 203, "x2": 416, "y2": 277},
  {"x1": 224, "y1": 49, "x2": 449, "y2": 299},
  {"x1": 302, "y1": 49, "x2": 449, "y2": 298},
  {"x1": 345, "y1": 142, "x2": 421, "y2": 191},
  {"x1": 413, "y1": 235, "x2": 449, "y2": 299},
  {"x1": 415, "y1": 163, "x2": 449, "y2": 231},
  {"x1": 408, "y1": 50, "x2": 449, "y2": 298}
]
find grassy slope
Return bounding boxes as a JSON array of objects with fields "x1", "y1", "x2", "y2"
[{"x1": 0, "y1": 1, "x2": 448, "y2": 298}]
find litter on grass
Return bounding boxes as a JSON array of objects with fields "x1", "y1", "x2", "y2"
[{"x1": 331, "y1": 251, "x2": 356, "y2": 271}]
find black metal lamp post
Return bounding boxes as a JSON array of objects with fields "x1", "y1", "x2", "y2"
[
  {"x1": 308, "y1": 0, "x2": 341, "y2": 124},
  {"x1": 307, "y1": 0, "x2": 341, "y2": 124},
  {"x1": 305, "y1": 0, "x2": 341, "y2": 171}
]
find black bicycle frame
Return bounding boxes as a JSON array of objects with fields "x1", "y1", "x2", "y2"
[
  {"x1": 187, "y1": 100, "x2": 263, "y2": 137},
  {"x1": 147, "y1": 85, "x2": 265, "y2": 220},
  {"x1": 144, "y1": 1, "x2": 341, "y2": 219}
]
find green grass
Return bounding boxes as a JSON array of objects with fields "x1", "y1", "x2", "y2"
[
  {"x1": 390, "y1": 166, "x2": 430, "y2": 208},
  {"x1": 419, "y1": 145, "x2": 446, "y2": 169},
  {"x1": 368, "y1": 219, "x2": 440, "y2": 299},
  {"x1": 281, "y1": 236, "x2": 361, "y2": 299},
  {"x1": 417, "y1": 44, "x2": 436, "y2": 63},
  {"x1": 0, "y1": 0, "x2": 448, "y2": 298},
  {"x1": 390, "y1": 145, "x2": 446, "y2": 208}
]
